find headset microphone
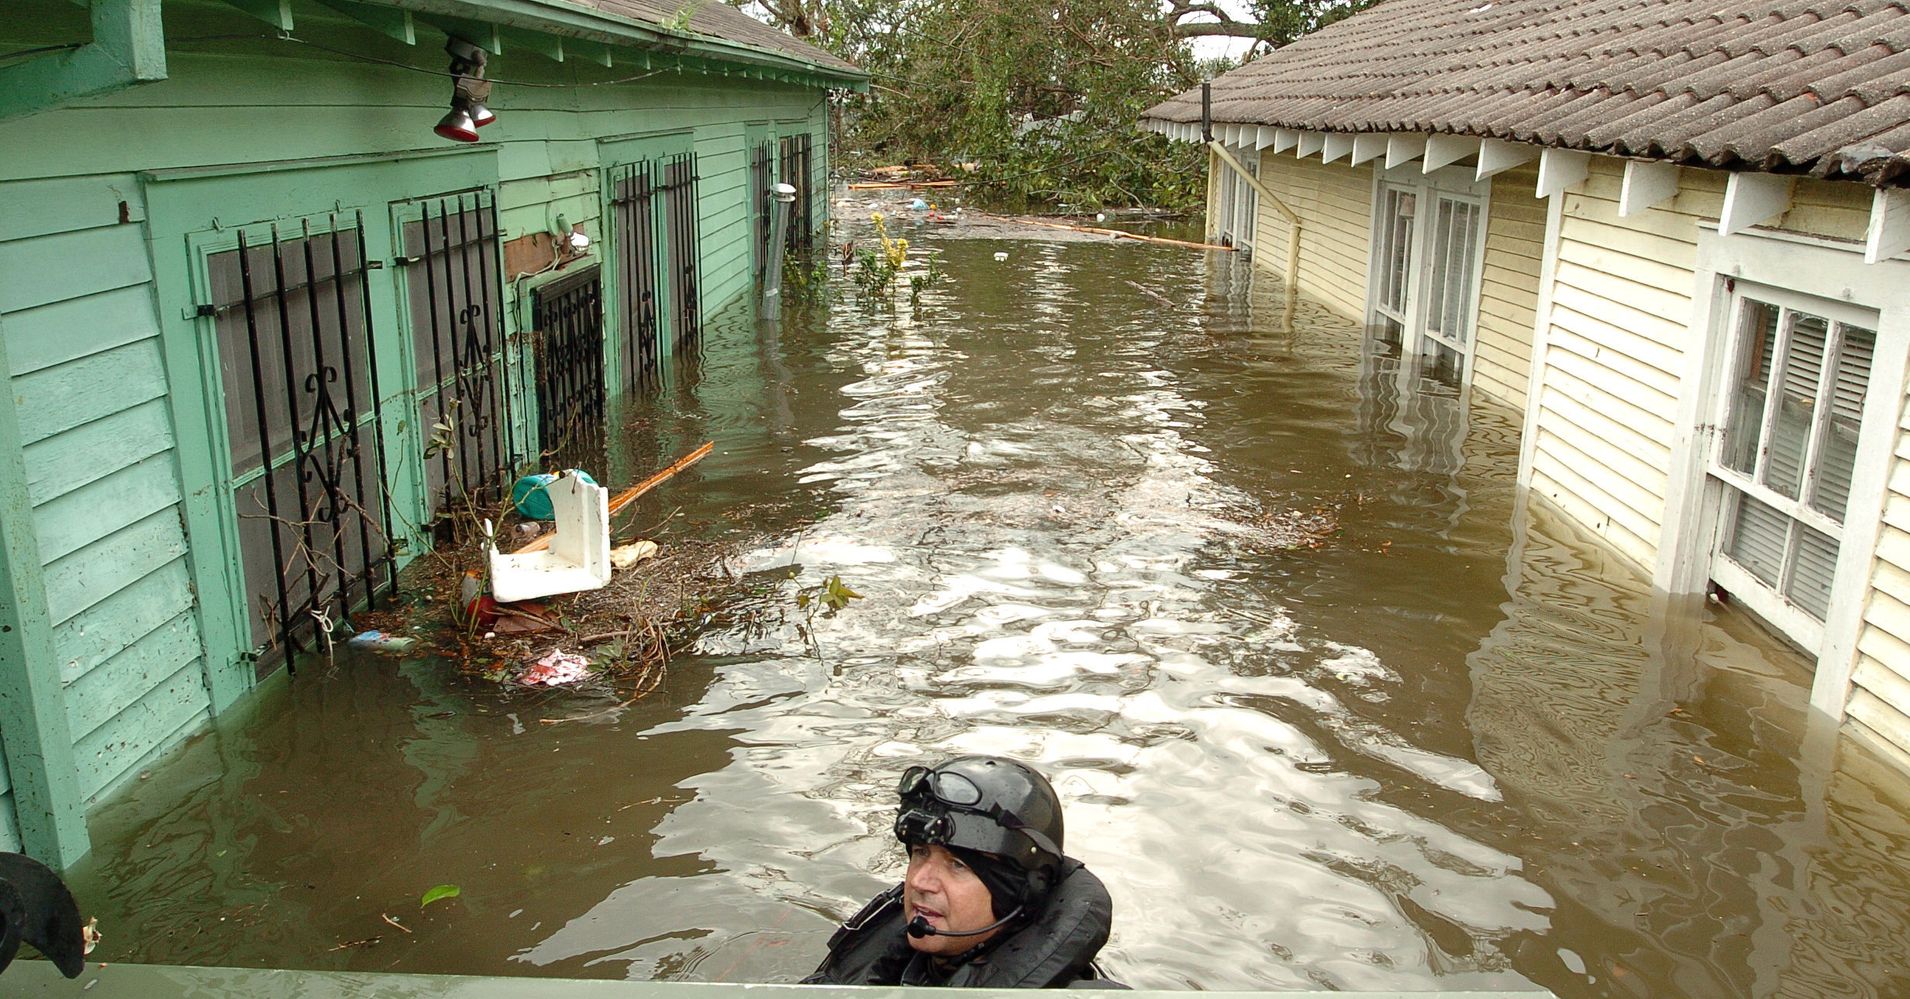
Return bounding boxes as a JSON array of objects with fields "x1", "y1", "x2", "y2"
[{"x1": 906, "y1": 907, "x2": 1022, "y2": 939}]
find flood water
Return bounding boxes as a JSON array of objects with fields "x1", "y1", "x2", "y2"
[{"x1": 65, "y1": 210, "x2": 1910, "y2": 998}]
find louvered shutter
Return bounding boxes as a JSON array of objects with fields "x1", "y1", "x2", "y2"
[{"x1": 1809, "y1": 324, "x2": 1875, "y2": 521}]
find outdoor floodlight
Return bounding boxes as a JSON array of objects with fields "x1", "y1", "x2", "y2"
[
  {"x1": 435, "y1": 36, "x2": 494, "y2": 143},
  {"x1": 435, "y1": 103, "x2": 480, "y2": 143}
]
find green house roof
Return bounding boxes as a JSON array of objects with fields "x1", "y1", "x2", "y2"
[{"x1": 357, "y1": 0, "x2": 864, "y2": 85}]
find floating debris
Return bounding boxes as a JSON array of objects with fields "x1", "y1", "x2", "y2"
[
  {"x1": 346, "y1": 630, "x2": 415, "y2": 653},
  {"x1": 519, "y1": 650, "x2": 589, "y2": 687},
  {"x1": 610, "y1": 540, "x2": 660, "y2": 569}
]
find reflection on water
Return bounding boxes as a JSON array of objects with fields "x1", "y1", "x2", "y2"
[{"x1": 65, "y1": 220, "x2": 1910, "y2": 998}]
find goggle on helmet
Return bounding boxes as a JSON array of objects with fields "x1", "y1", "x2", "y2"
[{"x1": 891, "y1": 759, "x2": 1063, "y2": 877}]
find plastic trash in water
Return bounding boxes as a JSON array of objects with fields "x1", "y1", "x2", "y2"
[
  {"x1": 348, "y1": 630, "x2": 415, "y2": 653},
  {"x1": 910, "y1": 197, "x2": 929, "y2": 211},
  {"x1": 610, "y1": 540, "x2": 660, "y2": 569},
  {"x1": 488, "y1": 471, "x2": 612, "y2": 602},
  {"x1": 520, "y1": 649, "x2": 589, "y2": 686},
  {"x1": 994, "y1": 251, "x2": 1009, "y2": 262},
  {"x1": 1095, "y1": 212, "x2": 1107, "y2": 222},
  {"x1": 511, "y1": 469, "x2": 599, "y2": 520}
]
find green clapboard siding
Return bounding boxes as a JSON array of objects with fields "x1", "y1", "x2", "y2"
[
  {"x1": 54, "y1": 559, "x2": 197, "y2": 687},
  {"x1": 22, "y1": 398, "x2": 175, "y2": 506},
  {"x1": 0, "y1": 789, "x2": 17, "y2": 852},
  {"x1": 32, "y1": 455, "x2": 182, "y2": 564},
  {"x1": 65, "y1": 611, "x2": 203, "y2": 745},
  {"x1": 0, "y1": 0, "x2": 835, "y2": 842},
  {"x1": 42, "y1": 509, "x2": 189, "y2": 626},
  {"x1": 2, "y1": 283, "x2": 163, "y2": 378},
  {"x1": 0, "y1": 224, "x2": 152, "y2": 313},
  {"x1": 0, "y1": 174, "x2": 146, "y2": 243},
  {"x1": 73, "y1": 666, "x2": 209, "y2": 803},
  {"x1": 11, "y1": 337, "x2": 170, "y2": 447}
]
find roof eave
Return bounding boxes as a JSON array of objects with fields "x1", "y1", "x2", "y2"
[{"x1": 382, "y1": 0, "x2": 866, "y2": 87}]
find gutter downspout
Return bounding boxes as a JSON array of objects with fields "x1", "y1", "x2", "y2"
[
  {"x1": 1210, "y1": 139, "x2": 1302, "y2": 328},
  {"x1": 0, "y1": 0, "x2": 168, "y2": 122}
]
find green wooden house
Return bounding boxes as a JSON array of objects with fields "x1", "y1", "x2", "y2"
[{"x1": 0, "y1": 0, "x2": 863, "y2": 867}]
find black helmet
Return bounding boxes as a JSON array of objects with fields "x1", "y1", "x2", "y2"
[{"x1": 892, "y1": 756, "x2": 1065, "y2": 888}]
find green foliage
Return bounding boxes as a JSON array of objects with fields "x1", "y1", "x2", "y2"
[
  {"x1": 849, "y1": 211, "x2": 943, "y2": 309},
  {"x1": 782, "y1": 244, "x2": 833, "y2": 305},
  {"x1": 849, "y1": 0, "x2": 1207, "y2": 210},
  {"x1": 664, "y1": 0, "x2": 703, "y2": 32},
  {"x1": 796, "y1": 574, "x2": 863, "y2": 616},
  {"x1": 421, "y1": 884, "x2": 461, "y2": 908},
  {"x1": 737, "y1": 0, "x2": 1369, "y2": 211}
]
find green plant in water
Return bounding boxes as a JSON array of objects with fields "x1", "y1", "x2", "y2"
[
  {"x1": 421, "y1": 884, "x2": 461, "y2": 908},
  {"x1": 908, "y1": 253, "x2": 944, "y2": 309},
  {"x1": 854, "y1": 211, "x2": 944, "y2": 311},
  {"x1": 796, "y1": 574, "x2": 863, "y2": 616},
  {"x1": 782, "y1": 245, "x2": 832, "y2": 306}
]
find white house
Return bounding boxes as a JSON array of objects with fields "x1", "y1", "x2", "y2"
[{"x1": 1142, "y1": 0, "x2": 1910, "y2": 770}]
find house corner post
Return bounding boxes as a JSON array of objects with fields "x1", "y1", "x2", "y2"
[{"x1": 0, "y1": 320, "x2": 91, "y2": 868}]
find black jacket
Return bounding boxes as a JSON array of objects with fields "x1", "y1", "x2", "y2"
[{"x1": 803, "y1": 858, "x2": 1120, "y2": 988}]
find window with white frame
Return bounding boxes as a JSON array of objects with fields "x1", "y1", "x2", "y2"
[
  {"x1": 1213, "y1": 144, "x2": 1257, "y2": 255},
  {"x1": 1708, "y1": 283, "x2": 1879, "y2": 648},
  {"x1": 1368, "y1": 167, "x2": 1488, "y2": 385}
]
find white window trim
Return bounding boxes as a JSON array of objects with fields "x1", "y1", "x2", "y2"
[
  {"x1": 1213, "y1": 142, "x2": 1257, "y2": 253},
  {"x1": 1659, "y1": 225, "x2": 1910, "y2": 718},
  {"x1": 1364, "y1": 164, "x2": 1492, "y2": 389}
]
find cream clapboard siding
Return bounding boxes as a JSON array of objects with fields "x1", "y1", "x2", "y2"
[
  {"x1": 1528, "y1": 158, "x2": 1719, "y2": 568},
  {"x1": 0, "y1": 175, "x2": 214, "y2": 807},
  {"x1": 1528, "y1": 158, "x2": 1910, "y2": 757},
  {"x1": 1533, "y1": 163, "x2": 1879, "y2": 572},
  {"x1": 1243, "y1": 151, "x2": 1540, "y2": 413},
  {"x1": 1787, "y1": 174, "x2": 1910, "y2": 764},
  {"x1": 1250, "y1": 150, "x2": 1372, "y2": 318},
  {"x1": 1474, "y1": 163, "x2": 1544, "y2": 412}
]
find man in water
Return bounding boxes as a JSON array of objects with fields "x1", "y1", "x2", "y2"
[{"x1": 804, "y1": 755, "x2": 1122, "y2": 988}]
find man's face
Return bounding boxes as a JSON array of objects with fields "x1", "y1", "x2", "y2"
[{"x1": 902, "y1": 843, "x2": 1002, "y2": 955}]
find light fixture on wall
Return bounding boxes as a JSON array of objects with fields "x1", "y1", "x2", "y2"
[
  {"x1": 434, "y1": 37, "x2": 494, "y2": 143},
  {"x1": 553, "y1": 214, "x2": 591, "y2": 258}
]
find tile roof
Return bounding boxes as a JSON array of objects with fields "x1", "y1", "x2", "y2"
[
  {"x1": 564, "y1": 0, "x2": 859, "y2": 75},
  {"x1": 1142, "y1": 0, "x2": 1910, "y2": 186}
]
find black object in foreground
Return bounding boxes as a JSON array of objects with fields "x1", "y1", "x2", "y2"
[{"x1": 0, "y1": 852, "x2": 86, "y2": 978}]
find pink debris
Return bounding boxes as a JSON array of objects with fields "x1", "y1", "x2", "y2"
[{"x1": 519, "y1": 649, "x2": 589, "y2": 686}]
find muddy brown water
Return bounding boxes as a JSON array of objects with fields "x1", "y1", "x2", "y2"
[{"x1": 63, "y1": 212, "x2": 1910, "y2": 998}]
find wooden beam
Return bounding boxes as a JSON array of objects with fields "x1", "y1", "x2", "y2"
[
  {"x1": 1476, "y1": 137, "x2": 1536, "y2": 180},
  {"x1": 1296, "y1": 130, "x2": 1325, "y2": 158},
  {"x1": 0, "y1": 0, "x2": 168, "y2": 122},
  {"x1": 586, "y1": 41, "x2": 613, "y2": 66},
  {"x1": 219, "y1": 0, "x2": 292, "y2": 30},
  {"x1": 1865, "y1": 187, "x2": 1910, "y2": 264},
  {"x1": 1536, "y1": 148, "x2": 1590, "y2": 198},
  {"x1": 1322, "y1": 132, "x2": 1354, "y2": 163},
  {"x1": 1350, "y1": 132, "x2": 1388, "y2": 166},
  {"x1": 1255, "y1": 126, "x2": 1278, "y2": 150},
  {"x1": 1619, "y1": 160, "x2": 1681, "y2": 217},
  {"x1": 1719, "y1": 172, "x2": 1794, "y2": 235},
  {"x1": 1385, "y1": 134, "x2": 1426, "y2": 170},
  {"x1": 1272, "y1": 128, "x2": 1299, "y2": 154},
  {"x1": 1422, "y1": 134, "x2": 1477, "y2": 173},
  {"x1": 313, "y1": 0, "x2": 414, "y2": 44},
  {"x1": 1210, "y1": 141, "x2": 1299, "y2": 224}
]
